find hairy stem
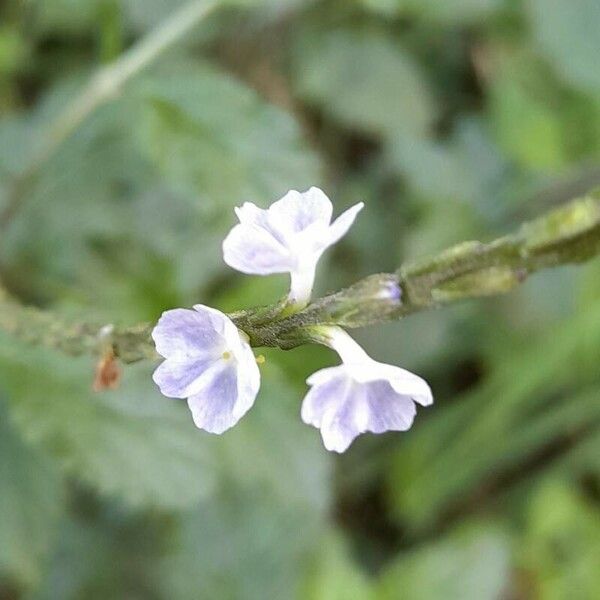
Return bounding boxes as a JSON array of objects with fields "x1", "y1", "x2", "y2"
[{"x1": 1, "y1": 190, "x2": 599, "y2": 362}]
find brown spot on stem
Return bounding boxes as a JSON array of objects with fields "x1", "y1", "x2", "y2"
[{"x1": 93, "y1": 348, "x2": 121, "y2": 392}]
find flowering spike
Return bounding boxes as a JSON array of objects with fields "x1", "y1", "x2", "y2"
[
  {"x1": 151, "y1": 305, "x2": 260, "y2": 434},
  {"x1": 301, "y1": 327, "x2": 432, "y2": 453},
  {"x1": 222, "y1": 187, "x2": 364, "y2": 307}
]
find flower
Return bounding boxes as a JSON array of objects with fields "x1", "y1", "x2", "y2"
[
  {"x1": 222, "y1": 187, "x2": 364, "y2": 306},
  {"x1": 301, "y1": 328, "x2": 432, "y2": 452},
  {"x1": 151, "y1": 305, "x2": 260, "y2": 434}
]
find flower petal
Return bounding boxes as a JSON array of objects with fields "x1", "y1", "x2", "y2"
[
  {"x1": 268, "y1": 187, "x2": 333, "y2": 237},
  {"x1": 354, "y1": 362, "x2": 433, "y2": 407},
  {"x1": 234, "y1": 202, "x2": 267, "y2": 227},
  {"x1": 306, "y1": 366, "x2": 347, "y2": 387},
  {"x1": 303, "y1": 367, "x2": 368, "y2": 452},
  {"x1": 301, "y1": 368, "x2": 349, "y2": 427},
  {"x1": 187, "y1": 360, "x2": 257, "y2": 434},
  {"x1": 324, "y1": 202, "x2": 364, "y2": 247},
  {"x1": 152, "y1": 356, "x2": 218, "y2": 398},
  {"x1": 388, "y1": 371, "x2": 432, "y2": 407},
  {"x1": 222, "y1": 223, "x2": 292, "y2": 275},
  {"x1": 314, "y1": 379, "x2": 418, "y2": 452},
  {"x1": 319, "y1": 389, "x2": 366, "y2": 453},
  {"x1": 303, "y1": 359, "x2": 430, "y2": 452},
  {"x1": 152, "y1": 308, "x2": 223, "y2": 359},
  {"x1": 363, "y1": 381, "x2": 417, "y2": 432},
  {"x1": 230, "y1": 339, "x2": 261, "y2": 409}
]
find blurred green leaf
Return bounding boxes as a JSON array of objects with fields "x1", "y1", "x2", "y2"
[
  {"x1": 0, "y1": 116, "x2": 35, "y2": 176},
  {"x1": 2, "y1": 62, "x2": 318, "y2": 314},
  {"x1": 520, "y1": 482, "x2": 600, "y2": 599},
  {"x1": 30, "y1": 0, "x2": 101, "y2": 36},
  {"x1": 388, "y1": 115, "x2": 519, "y2": 227},
  {"x1": 489, "y1": 65, "x2": 566, "y2": 170},
  {"x1": 0, "y1": 400, "x2": 64, "y2": 589},
  {"x1": 122, "y1": 0, "x2": 305, "y2": 32},
  {"x1": 214, "y1": 360, "x2": 332, "y2": 512},
  {"x1": 360, "y1": 0, "x2": 502, "y2": 24},
  {"x1": 487, "y1": 53, "x2": 600, "y2": 171},
  {"x1": 390, "y1": 136, "x2": 481, "y2": 202},
  {"x1": 136, "y1": 63, "x2": 320, "y2": 214},
  {"x1": 0, "y1": 25, "x2": 29, "y2": 77},
  {"x1": 387, "y1": 299, "x2": 600, "y2": 529},
  {"x1": 301, "y1": 531, "x2": 375, "y2": 600},
  {"x1": 527, "y1": 0, "x2": 600, "y2": 93},
  {"x1": 122, "y1": 0, "x2": 189, "y2": 31},
  {"x1": 30, "y1": 499, "x2": 172, "y2": 600},
  {"x1": 160, "y1": 487, "x2": 325, "y2": 600},
  {"x1": 0, "y1": 338, "x2": 218, "y2": 510},
  {"x1": 377, "y1": 523, "x2": 511, "y2": 600},
  {"x1": 292, "y1": 29, "x2": 435, "y2": 138}
]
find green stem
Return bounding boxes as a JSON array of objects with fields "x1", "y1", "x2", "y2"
[{"x1": 1, "y1": 190, "x2": 599, "y2": 362}]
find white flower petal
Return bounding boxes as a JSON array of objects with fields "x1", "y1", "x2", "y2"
[
  {"x1": 301, "y1": 368, "x2": 349, "y2": 427},
  {"x1": 363, "y1": 380, "x2": 417, "y2": 432},
  {"x1": 353, "y1": 362, "x2": 433, "y2": 407},
  {"x1": 223, "y1": 189, "x2": 363, "y2": 304},
  {"x1": 151, "y1": 305, "x2": 261, "y2": 434},
  {"x1": 222, "y1": 223, "x2": 292, "y2": 274},
  {"x1": 234, "y1": 202, "x2": 267, "y2": 227},
  {"x1": 303, "y1": 369, "x2": 425, "y2": 453},
  {"x1": 152, "y1": 356, "x2": 218, "y2": 398},
  {"x1": 226, "y1": 328, "x2": 261, "y2": 412},
  {"x1": 302, "y1": 331, "x2": 433, "y2": 453},
  {"x1": 306, "y1": 366, "x2": 346, "y2": 387},
  {"x1": 319, "y1": 397, "x2": 363, "y2": 453},
  {"x1": 187, "y1": 361, "x2": 241, "y2": 434},
  {"x1": 323, "y1": 202, "x2": 364, "y2": 247},
  {"x1": 152, "y1": 308, "x2": 223, "y2": 359},
  {"x1": 187, "y1": 353, "x2": 260, "y2": 434},
  {"x1": 268, "y1": 187, "x2": 333, "y2": 237}
]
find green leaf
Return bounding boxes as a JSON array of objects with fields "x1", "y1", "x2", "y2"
[
  {"x1": 3, "y1": 62, "x2": 319, "y2": 315},
  {"x1": 389, "y1": 137, "x2": 481, "y2": 202},
  {"x1": 160, "y1": 487, "x2": 326, "y2": 600},
  {"x1": 0, "y1": 337, "x2": 217, "y2": 510},
  {"x1": 527, "y1": 0, "x2": 600, "y2": 93},
  {"x1": 292, "y1": 29, "x2": 435, "y2": 138},
  {"x1": 360, "y1": 0, "x2": 502, "y2": 24},
  {"x1": 213, "y1": 360, "x2": 332, "y2": 513},
  {"x1": 486, "y1": 54, "x2": 600, "y2": 171},
  {"x1": 159, "y1": 364, "x2": 332, "y2": 599},
  {"x1": 1, "y1": 81, "x2": 165, "y2": 311},
  {"x1": 377, "y1": 523, "x2": 511, "y2": 600},
  {"x1": 30, "y1": 0, "x2": 100, "y2": 36},
  {"x1": 29, "y1": 499, "x2": 172, "y2": 600},
  {"x1": 520, "y1": 483, "x2": 600, "y2": 599},
  {"x1": 122, "y1": 0, "x2": 189, "y2": 31},
  {"x1": 135, "y1": 63, "x2": 320, "y2": 214},
  {"x1": 19, "y1": 360, "x2": 331, "y2": 600},
  {"x1": 386, "y1": 300, "x2": 600, "y2": 530},
  {"x1": 0, "y1": 400, "x2": 64, "y2": 589},
  {"x1": 301, "y1": 531, "x2": 375, "y2": 600},
  {"x1": 489, "y1": 68, "x2": 566, "y2": 170}
]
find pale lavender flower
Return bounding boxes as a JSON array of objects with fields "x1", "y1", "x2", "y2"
[
  {"x1": 222, "y1": 187, "x2": 364, "y2": 306},
  {"x1": 152, "y1": 305, "x2": 260, "y2": 434},
  {"x1": 301, "y1": 328, "x2": 432, "y2": 453}
]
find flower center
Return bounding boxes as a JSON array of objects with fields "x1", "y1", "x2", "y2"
[{"x1": 222, "y1": 350, "x2": 232, "y2": 360}]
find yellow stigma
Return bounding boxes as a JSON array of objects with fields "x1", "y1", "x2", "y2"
[
  {"x1": 256, "y1": 354, "x2": 266, "y2": 364},
  {"x1": 222, "y1": 350, "x2": 232, "y2": 360}
]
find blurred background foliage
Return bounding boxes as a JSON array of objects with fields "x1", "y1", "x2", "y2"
[{"x1": 1, "y1": 0, "x2": 600, "y2": 598}]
